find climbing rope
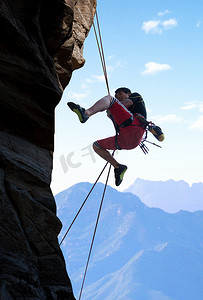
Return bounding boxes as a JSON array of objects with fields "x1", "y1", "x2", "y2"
[
  {"x1": 59, "y1": 152, "x2": 115, "y2": 300},
  {"x1": 60, "y1": 9, "x2": 111, "y2": 247},
  {"x1": 93, "y1": 10, "x2": 110, "y2": 95},
  {"x1": 59, "y1": 161, "x2": 108, "y2": 246},
  {"x1": 59, "y1": 10, "x2": 114, "y2": 300},
  {"x1": 78, "y1": 158, "x2": 114, "y2": 300}
]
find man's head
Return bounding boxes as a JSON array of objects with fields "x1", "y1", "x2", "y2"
[{"x1": 115, "y1": 87, "x2": 131, "y2": 101}]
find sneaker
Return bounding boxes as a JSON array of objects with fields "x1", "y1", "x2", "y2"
[
  {"x1": 114, "y1": 164, "x2": 127, "y2": 186},
  {"x1": 67, "y1": 102, "x2": 89, "y2": 123}
]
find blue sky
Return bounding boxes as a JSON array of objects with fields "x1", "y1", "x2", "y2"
[{"x1": 51, "y1": 0, "x2": 203, "y2": 195}]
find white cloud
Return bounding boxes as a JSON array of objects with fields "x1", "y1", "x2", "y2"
[
  {"x1": 152, "y1": 114, "x2": 183, "y2": 124},
  {"x1": 81, "y1": 83, "x2": 88, "y2": 89},
  {"x1": 107, "y1": 55, "x2": 115, "y2": 60},
  {"x1": 85, "y1": 74, "x2": 106, "y2": 83},
  {"x1": 142, "y1": 18, "x2": 177, "y2": 34},
  {"x1": 106, "y1": 65, "x2": 114, "y2": 73},
  {"x1": 115, "y1": 59, "x2": 128, "y2": 68},
  {"x1": 181, "y1": 103, "x2": 197, "y2": 111},
  {"x1": 142, "y1": 62, "x2": 172, "y2": 75},
  {"x1": 196, "y1": 21, "x2": 201, "y2": 28},
  {"x1": 181, "y1": 102, "x2": 203, "y2": 131},
  {"x1": 142, "y1": 20, "x2": 161, "y2": 34},
  {"x1": 68, "y1": 92, "x2": 89, "y2": 101},
  {"x1": 181, "y1": 101, "x2": 203, "y2": 112},
  {"x1": 158, "y1": 10, "x2": 170, "y2": 16},
  {"x1": 162, "y1": 18, "x2": 178, "y2": 30},
  {"x1": 85, "y1": 78, "x2": 94, "y2": 83},
  {"x1": 190, "y1": 115, "x2": 203, "y2": 131},
  {"x1": 92, "y1": 75, "x2": 105, "y2": 82}
]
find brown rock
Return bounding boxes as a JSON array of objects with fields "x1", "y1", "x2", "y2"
[
  {"x1": 0, "y1": 0, "x2": 96, "y2": 298},
  {"x1": 56, "y1": 0, "x2": 97, "y2": 87}
]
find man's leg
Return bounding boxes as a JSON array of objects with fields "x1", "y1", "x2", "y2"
[
  {"x1": 85, "y1": 95, "x2": 112, "y2": 117},
  {"x1": 93, "y1": 143, "x2": 119, "y2": 168},
  {"x1": 68, "y1": 95, "x2": 127, "y2": 186},
  {"x1": 67, "y1": 95, "x2": 112, "y2": 123},
  {"x1": 93, "y1": 143, "x2": 127, "y2": 187}
]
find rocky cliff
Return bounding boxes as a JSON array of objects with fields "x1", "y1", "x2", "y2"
[{"x1": 0, "y1": 0, "x2": 96, "y2": 299}]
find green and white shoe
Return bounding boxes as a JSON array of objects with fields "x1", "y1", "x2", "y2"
[
  {"x1": 67, "y1": 102, "x2": 89, "y2": 123},
  {"x1": 114, "y1": 164, "x2": 127, "y2": 186}
]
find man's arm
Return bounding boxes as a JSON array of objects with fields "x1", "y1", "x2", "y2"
[{"x1": 120, "y1": 99, "x2": 133, "y2": 108}]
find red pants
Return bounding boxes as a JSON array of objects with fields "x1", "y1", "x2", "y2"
[{"x1": 95, "y1": 98, "x2": 145, "y2": 150}]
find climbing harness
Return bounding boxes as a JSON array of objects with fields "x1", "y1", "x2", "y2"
[
  {"x1": 139, "y1": 130, "x2": 162, "y2": 155},
  {"x1": 109, "y1": 112, "x2": 164, "y2": 152},
  {"x1": 134, "y1": 114, "x2": 164, "y2": 154}
]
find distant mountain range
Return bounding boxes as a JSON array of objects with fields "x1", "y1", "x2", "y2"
[
  {"x1": 124, "y1": 178, "x2": 203, "y2": 213},
  {"x1": 55, "y1": 182, "x2": 203, "y2": 300}
]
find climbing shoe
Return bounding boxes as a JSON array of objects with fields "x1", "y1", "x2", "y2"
[
  {"x1": 114, "y1": 164, "x2": 127, "y2": 186},
  {"x1": 149, "y1": 124, "x2": 165, "y2": 142},
  {"x1": 67, "y1": 102, "x2": 89, "y2": 123}
]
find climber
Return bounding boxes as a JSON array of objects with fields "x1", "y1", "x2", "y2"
[{"x1": 67, "y1": 87, "x2": 147, "y2": 186}]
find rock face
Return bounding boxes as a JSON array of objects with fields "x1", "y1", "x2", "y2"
[{"x1": 0, "y1": 0, "x2": 96, "y2": 299}]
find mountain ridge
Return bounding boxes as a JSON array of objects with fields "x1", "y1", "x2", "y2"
[
  {"x1": 124, "y1": 178, "x2": 203, "y2": 212},
  {"x1": 55, "y1": 182, "x2": 203, "y2": 300}
]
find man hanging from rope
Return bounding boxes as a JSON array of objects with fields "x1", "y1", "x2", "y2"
[{"x1": 67, "y1": 87, "x2": 147, "y2": 186}]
